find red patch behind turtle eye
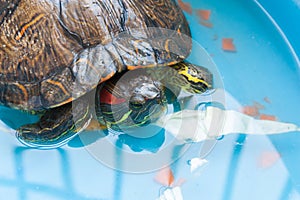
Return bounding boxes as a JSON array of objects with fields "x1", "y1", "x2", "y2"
[{"x1": 99, "y1": 88, "x2": 126, "y2": 104}]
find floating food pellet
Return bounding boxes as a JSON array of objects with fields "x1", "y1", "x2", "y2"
[
  {"x1": 259, "y1": 114, "x2": 277, "y2": 121},
  {"x1": 258, "y1": 151, "x2": 281, "y2": 168},
  {"x1": 200, "y1": 21, "x2": 213, "y2": 28},
  {"x1": 222, "y1": 38, "x2": 236, "y2": 52},
  {"x1": 242, "y1": 105, "x2": 260, "y2": 117},
  {"x1": 197, "y1": 9, "x2": 211, "y2": 21},
  {"x1": 154, "y1": 167, "x2": 174, "y2": 187},
  {"x1": 177, "y1": 0, "x2": 193, "y2": 14}
]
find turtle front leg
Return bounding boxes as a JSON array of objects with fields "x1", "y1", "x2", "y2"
[{"x1": 16, "y1": 98, "x2": 92, "y2": 149}]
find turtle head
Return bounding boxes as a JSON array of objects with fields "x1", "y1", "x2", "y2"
[
  {"x1": 97, "y1": 70, "x2": 167, "y2": 131},
  {"x1": 128, "y1": 80, "x2": 167, "y2": 122}
]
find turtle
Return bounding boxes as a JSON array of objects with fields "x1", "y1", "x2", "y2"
[{"x1": 0, "y1": 0, "x2": 213, "y2": 148}]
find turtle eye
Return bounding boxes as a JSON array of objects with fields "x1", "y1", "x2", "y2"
[
  {"x1": 130, "y1": 102, "x2": 144, "y2": 110},
  {"x1": 129, "y1": 95, "x2": 145, "y2": 110},
  {"x1": 139, "y1": 83, "x2": 161, "y2": 99}
]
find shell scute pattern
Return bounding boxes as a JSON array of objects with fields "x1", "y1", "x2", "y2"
[{"x1": 0, "y1": 0, "x2": 190, "y2": 110}]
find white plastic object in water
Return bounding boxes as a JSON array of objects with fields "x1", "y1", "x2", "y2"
[
  {"x1": 189, "y1": 158, "x2": 208, "y2": 173},
  {"x1": 157, "y1": 187, "x2": 183, "y2": 200},
  {"x1": 156, "y1": 106, "x2": 300, "y2": 143}
]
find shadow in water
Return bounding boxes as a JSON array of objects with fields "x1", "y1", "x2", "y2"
[{"x1": 117, "y1": 128, "x2": 165, "y2": 153}]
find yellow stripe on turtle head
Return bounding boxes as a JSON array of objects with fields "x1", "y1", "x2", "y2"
[{"x1": 177, "y1": 65, "x2": 211, "y2": 88}]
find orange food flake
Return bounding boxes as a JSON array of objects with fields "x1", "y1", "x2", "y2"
[
  {"x1": 258, "y1": 151, "x2": 281, "y2": 168},
  {"x1": 177, "y1": 0, "x2": 193, "y2": 14},
  {"x1": 222, "y1": 38, "x2": 236, "y2": 52},
  {"x1": 197, "y1": 9, "x2": 211, "y2": 21},
  {"x1": 242, "y1": 106, "x2": 260, "y2": 117},
  {"x1": 200, "y1": 21, "x2": 213, "y2": 28},
  {"x1": 259, "y1": 114, "x2": 277, "y2": 121},
  {"x1": 154, "y1": 167, "x2": 174, "y2": 187}
]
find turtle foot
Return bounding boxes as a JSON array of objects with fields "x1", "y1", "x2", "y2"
[{"x1": 16, "y1": 99, "x2": 92, "y2": 149}]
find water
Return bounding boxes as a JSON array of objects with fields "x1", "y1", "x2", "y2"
[{"x1": 1, "y1": 0, "x2": 300, "y2": 199}]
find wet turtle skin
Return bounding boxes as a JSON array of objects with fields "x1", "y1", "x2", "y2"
[{"x1": 0, "y1": 0, "x2": 191, "y2": 111}]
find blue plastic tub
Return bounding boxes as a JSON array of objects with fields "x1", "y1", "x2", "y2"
[{"x1": 0, "y1": 0, "x2": 300, "y2": 199}]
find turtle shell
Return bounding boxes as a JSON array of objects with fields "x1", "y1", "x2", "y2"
[{"x1": 0, "y1": 0, "x2": 191, "y2": 111}]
